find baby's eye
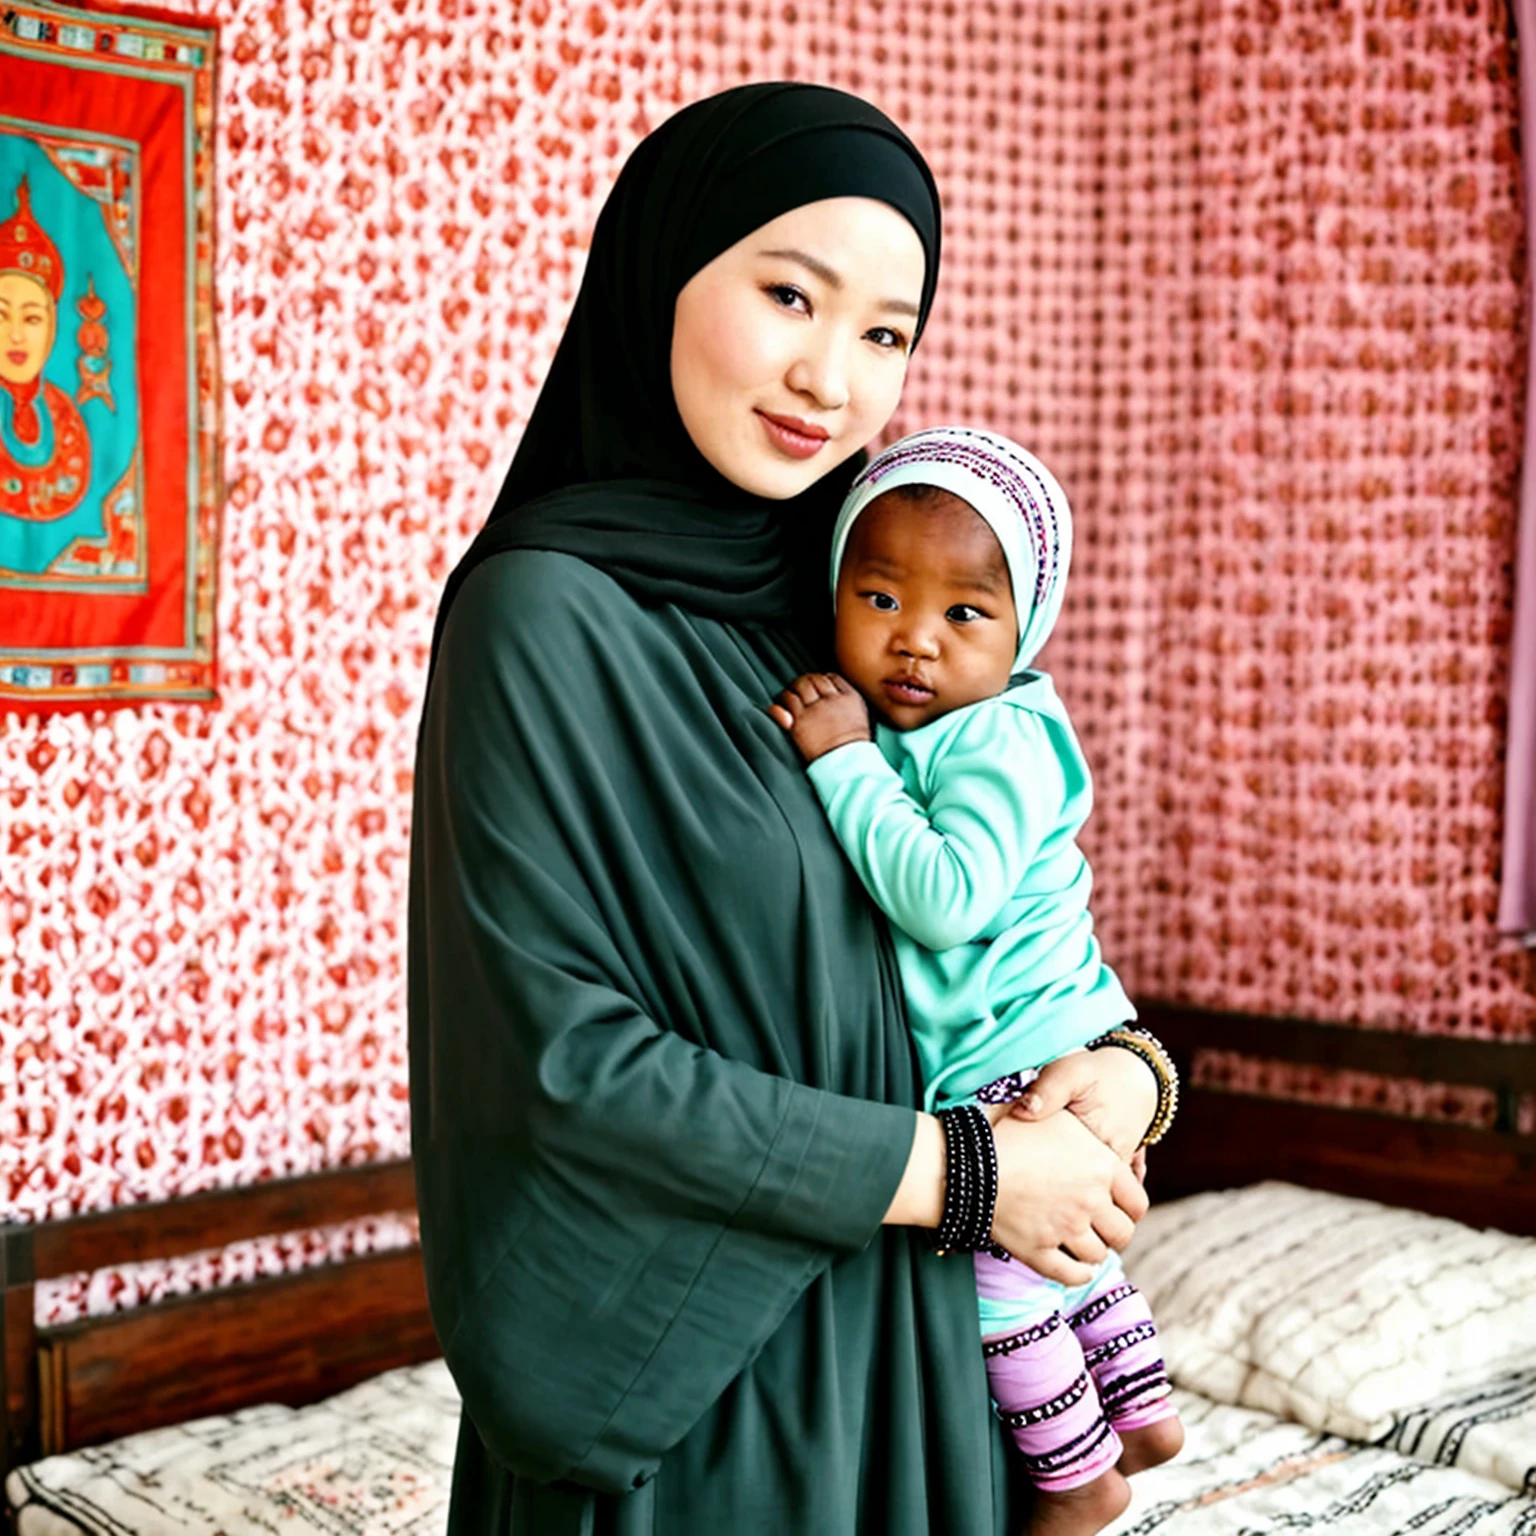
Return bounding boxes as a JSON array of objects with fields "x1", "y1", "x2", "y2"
[
  {"x1": 866, "y1": 325, "x2": 909, "y2": 353},
  {"x1": 946, "y1": 604, "x2": 986, "y2": 623},
  {"x1": 862, "y1": 591, "x2": 899, "y2": 612}
]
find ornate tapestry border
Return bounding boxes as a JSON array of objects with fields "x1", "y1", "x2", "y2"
[{"x1": 0, "y1": 0, "x2": 220, "y2": 713}]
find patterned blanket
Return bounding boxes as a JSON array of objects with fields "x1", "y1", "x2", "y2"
[
  {"x1": 1111, "y1": 1388, "x2": 1536, "y2": 1536},
  {"x1": 8, "y1": 1361, "x2": 1536, "y2": 1534},
  {"x1": 9, "y1": 1183, "x2": 1536, "y2": 1533},
  {"x1": 6, "y1": 1359, "x2": 459, "y2": 1536}
]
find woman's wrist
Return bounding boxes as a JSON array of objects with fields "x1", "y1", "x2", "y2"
[
  {"x1": 882, "y1": 1111, "x2": 945, "y2": 1228},
  {"x1": 1086, "y1": 1026, "x2": 1179, "y2": 1146},
  {"x1": 931, "y1": 1105, "x2": 1000, "y2": 1254}
]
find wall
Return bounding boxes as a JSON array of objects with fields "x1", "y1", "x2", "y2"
[{"x1": 3, "y1": 2, "x2": 1532, "y2": 1287}]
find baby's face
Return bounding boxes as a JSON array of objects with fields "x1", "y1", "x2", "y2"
[{"x1": 834, "y1": 489, "x2": 1019, "y2": 730}]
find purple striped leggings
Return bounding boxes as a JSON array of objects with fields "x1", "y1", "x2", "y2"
[{"x1": 974, "y1": 1252, "x2": 1175, "y2": 1491}]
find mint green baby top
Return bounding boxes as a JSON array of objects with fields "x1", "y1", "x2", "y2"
[{"x1": 805, "y1": 673, "x2": 1133, "y2": 1113}]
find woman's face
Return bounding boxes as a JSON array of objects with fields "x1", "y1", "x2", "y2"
[
  {"x1": 0, "y1": 272, "x2": 56, "y2": 387},
  {"x1": 670, "y1": 197, "x2": 926, "y2": 499}
]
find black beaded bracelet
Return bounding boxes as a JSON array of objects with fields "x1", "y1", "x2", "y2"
[{"x1": 933, "y1": 1104, "x2": 999, "y2": 1255}]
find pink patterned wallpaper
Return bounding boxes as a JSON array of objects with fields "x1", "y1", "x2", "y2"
[{"x1": 3, "y1": 1, "x2": 1533, "y2": 1296}]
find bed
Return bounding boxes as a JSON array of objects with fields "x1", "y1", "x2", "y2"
[{"x1": 3, "y1": 1004, "x2": 1534, "y2": 1535}]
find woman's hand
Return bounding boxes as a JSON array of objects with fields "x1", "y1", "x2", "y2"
[
  {"x1": 767, "y1": 673, "x2": 871, "y2": 762},
  {"x1": 984, "y1": 1102, "x2": 1147, "y2": 1286},
  {"x1": 1009, "y1": 1045, "x2": 1158, "y2": 1161}
]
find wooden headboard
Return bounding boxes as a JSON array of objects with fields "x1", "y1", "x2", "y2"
[
  {"x1": 1141, "y1": 1003, "x2": 1536, "y2": 1236},
  {"x1": 0, "y1": 1158, "x2": 436, "y2": 1499},
  {"x1": 3, "y1": 1006, "x2": 1534, "y2": 1506}
]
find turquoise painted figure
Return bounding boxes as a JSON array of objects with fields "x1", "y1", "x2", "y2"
[
  {"x1": 0, "y1": 177, "x2": 91, "y2": 523},
  {"x1": 0, "y1": 142, "x2": 140, "y2": 582}
]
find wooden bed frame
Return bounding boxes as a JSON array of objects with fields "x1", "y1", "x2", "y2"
[
  {"x1": 2, "y1": 1005, "x2": 1533, "y2": 1516},
  {"x1": 1143, "y1": 1004, "x2": 1536, "y2": 1234},
  {"x1": 0, "y1": 1158, "x2": 435, "y2": 1506}
]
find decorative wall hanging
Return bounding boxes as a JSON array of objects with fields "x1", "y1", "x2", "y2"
[{"x1": 0, "y1": 0, "x2": 219, "y2": 712}]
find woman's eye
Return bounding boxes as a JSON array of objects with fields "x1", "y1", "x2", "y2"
[
  {"x1": 766, "y1": 284, "x2": 810, "y2": 314},
  {"x1": 946, "y1": 604, "x2": 985, "y2": 623},
  {"x1": 866, "y1": 326, "x2": 909, "y2": 352}
]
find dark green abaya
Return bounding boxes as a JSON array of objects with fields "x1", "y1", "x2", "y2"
[
  {"x1": 408, "y1": 82, "x2": 1025, "y2": 1533},
  {"x1": 412, "y1": 554, "x2": 1021, "y2": 1532}
]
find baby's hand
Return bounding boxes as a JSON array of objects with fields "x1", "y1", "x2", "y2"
[
  {"x1": 768, "y1": 673, "x2": 871, "y2": 762},
  {"x1": 1007, "y1": 1051, "x2": 1152, "y2": 1163}
]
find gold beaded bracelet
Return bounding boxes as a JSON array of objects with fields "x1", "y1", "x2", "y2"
[{"x1": 1086, "y1": 1026, "x2": 1180, "y2": 1147}]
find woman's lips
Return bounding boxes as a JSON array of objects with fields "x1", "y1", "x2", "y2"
[
  {"x1": 757, "y1": 410, "x2": 829, "y2": 460},
  {"x1": 6, "y1": 350, "x2": 28, "y2": 367},
  {"x1": 882, "y1": 677, "x2": 935, "y2": 707}
]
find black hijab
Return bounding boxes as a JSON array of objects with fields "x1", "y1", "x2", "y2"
[{"x1": 432, "y1": 81, "x2": 942, "y2": 649}]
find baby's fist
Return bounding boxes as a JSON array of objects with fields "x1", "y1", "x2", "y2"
[{"x1": 767, "y1": 673, "x2": 871, "y2": 762}]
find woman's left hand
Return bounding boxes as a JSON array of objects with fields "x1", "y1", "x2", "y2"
[{"x1": 1009, "y1": 1046, "x2": 1157, "y2": 1162}]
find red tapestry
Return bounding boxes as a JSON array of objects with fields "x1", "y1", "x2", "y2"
[{"x1": 0, "y1": 0, "x2": 219, "y2": 712}]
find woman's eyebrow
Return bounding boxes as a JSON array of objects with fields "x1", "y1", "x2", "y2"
[{"x1": 758, "y1": 247, "x2": 921, "y2": 318}]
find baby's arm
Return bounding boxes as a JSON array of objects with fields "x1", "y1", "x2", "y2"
[{"x1": 770, "y1": 675, "x2": 1062, "y2": 951}]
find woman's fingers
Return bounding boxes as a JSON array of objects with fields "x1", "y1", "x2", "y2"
[
  {"x1": 1060, "y1": 1227, "x2": 1109, "y2": 1267},
  {"x1": 1018, "y1": 1052, "x2": 1095, "y2": 1118},
  {"x1": 1090, "y1": 1203, "x2": 1136, "y2": 1254},
  {"x1": 1023, "y1": 1248, "x2": 1097, "y2": 1288},
  {"x1": 989, "y1": 1110, "x2": 1147, "y2": 1268},
  {"x1": 1110, "y1": 1160, "x2": 1150, "y2": 1224}
]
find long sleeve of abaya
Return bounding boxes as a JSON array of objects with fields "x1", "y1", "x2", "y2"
[{"x1": 408, "y1": 552, "x2": 920, "y2": 1498}]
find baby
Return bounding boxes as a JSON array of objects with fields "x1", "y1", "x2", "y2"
[{"x1": 770, "y1": 426, "x2": 1182, "y2": 1536}]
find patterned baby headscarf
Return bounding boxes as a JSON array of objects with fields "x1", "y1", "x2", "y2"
[{"x1": 828, "y1": 425, "x2": 1074, "y2": 672}]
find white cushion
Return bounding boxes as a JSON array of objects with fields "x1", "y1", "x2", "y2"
[{"x1": 1123, "y1": 1181, "x2": 1536, "y2": 1443}]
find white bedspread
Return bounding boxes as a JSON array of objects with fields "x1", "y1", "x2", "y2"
[
  {"x1": 1106, "y1": 1389, "x2": 1536, "y2": 1536},
  {"x1": 6, "y1": 1359, "x2": 459, "y2": 1536},
  {"x1": 10, "y1": 1183, "x2": 1536, "y2": 1534}
]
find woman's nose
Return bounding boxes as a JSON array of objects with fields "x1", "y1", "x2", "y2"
[{"x1": 786, "y1": 330, "x2": 851, "y2": 411}]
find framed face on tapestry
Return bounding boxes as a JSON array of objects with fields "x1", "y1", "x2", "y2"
[{"x1": 0, "y1": 0, "x2": 220, "y2": 712}]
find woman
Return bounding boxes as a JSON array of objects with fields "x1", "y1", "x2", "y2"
[{"x1": 409, "y1": 82, "x2": 1158, "y2": 1535}]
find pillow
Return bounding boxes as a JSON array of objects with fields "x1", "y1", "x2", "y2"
[{"x1": 1122, "y1": 1181, "x2": 1536, "y2": 1443}]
